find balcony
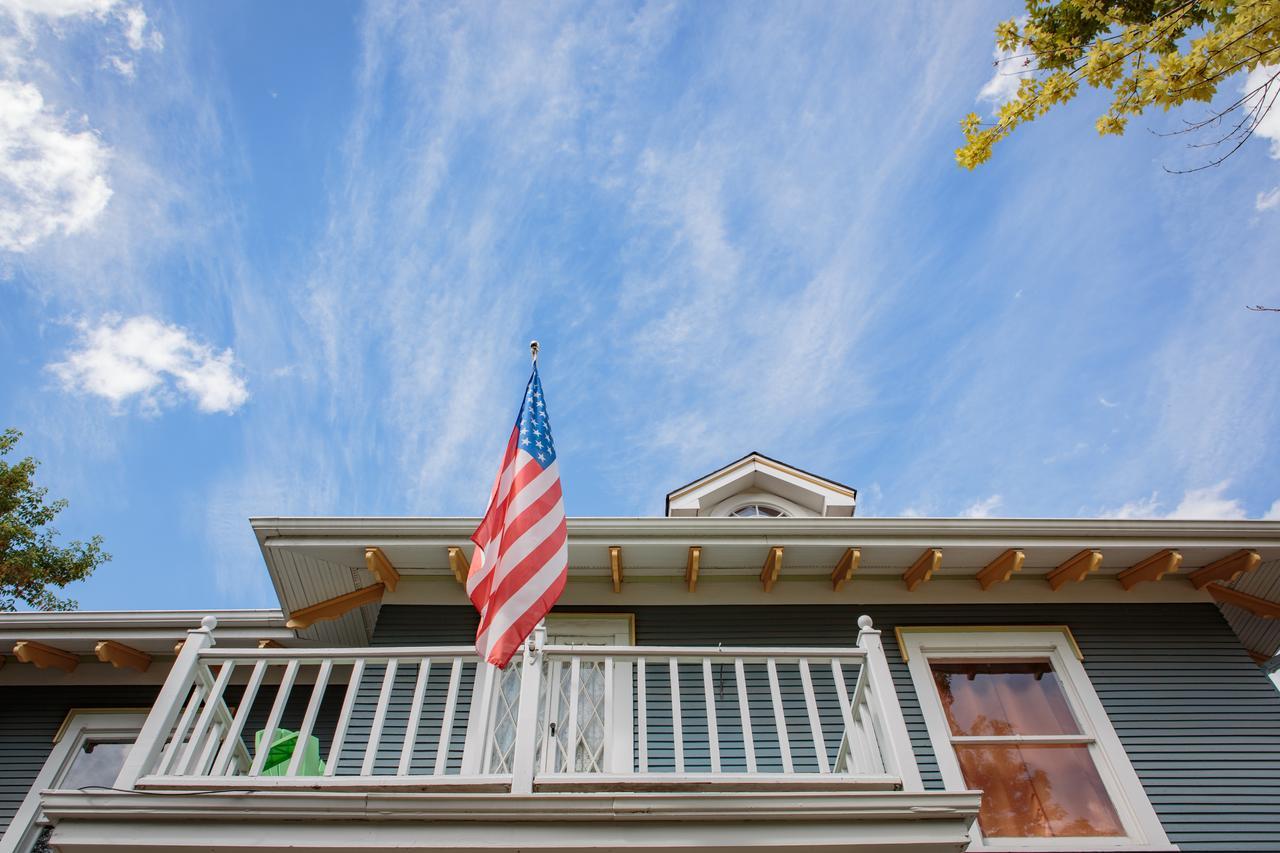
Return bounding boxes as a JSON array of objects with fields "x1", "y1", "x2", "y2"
[{"x1": 39, "y1": 616, "x2": 980, "y2": 852}]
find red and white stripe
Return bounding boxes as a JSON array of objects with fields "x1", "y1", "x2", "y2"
[{"x1": 467, "y1": 429, "x2": 567, "y2": 667}]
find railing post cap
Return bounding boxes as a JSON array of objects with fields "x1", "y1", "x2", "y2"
[
  {"x1": 857, "y1": 614, "x2": 874, "y2": 631},
  {"x1": 199, "y1": 615, "x2": 218, "y2": 632}
]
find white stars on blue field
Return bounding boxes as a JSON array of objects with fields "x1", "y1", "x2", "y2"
[{"x1": 516, "y1": 367, "x2": 556, "y2": 467}]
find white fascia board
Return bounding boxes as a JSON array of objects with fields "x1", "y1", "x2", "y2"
[
  {"x1": 0, "y1": 609, "x2": 294, "y2": 654},
  {"x1": 43, "y1": 789, "x2": 979, "y2": 852},
  {"x1": 251, "y1": 515, "x2": 1280, "y2": 541},
  {"x1": 0, "y1": 609, "x2": 284, "y2": 629}
]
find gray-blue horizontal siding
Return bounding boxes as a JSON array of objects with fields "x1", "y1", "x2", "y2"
[
  {"x1": 375, "y1": 603, "x2": 1280, "y2": 852},
  {"x1": 0, "y1": 684, "x2": 159, "y2": 839}
]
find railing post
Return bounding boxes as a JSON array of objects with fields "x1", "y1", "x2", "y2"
[
  {"x1": 508, "y1": 622, "x2": 546, "y2": 795},
  {"x1": 856, "y1": 614, "x2": 923, "y2": 791},
  {"x1": 115, "y1": 615, "x2": 217, "y2": 789}
]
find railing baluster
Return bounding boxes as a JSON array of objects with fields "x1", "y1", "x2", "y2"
[
  {"x1": 193, "y1": 719, "x2": 225, "y2": 776},
  {"x1": 566, "y1": 657, "x2": 582, "y2": 773},
  {"x1": 249, "y1": 659, "x2": 300, "y2": 776},
  {"x1": 702, "y1": 658, "x2": 721, "y2": 773},
  {"x1": 541, "y1": 659, "x2": 563, "y2": 774},
  {"x1": 286, "y1": 659, "x2": 332, "y2": 777},
  {"x1": 156, "y1": 677, "x2": 209, "y2": 776},
  {"x1": 669, "y1": 657, "x2": 684, "y2": 773},
  {"x1": 434, "y1": 657, "x2": 463, "y2": 775},
  {"x1": 766, "y1": 658, "x2": 793, "y2": 773},
  {"x1": 734, "y1": 657, "x2": 756, "y2": 773},
  {"x1": 176, "y1": 661, "x2": 236, "y2": 775},
  {"x1": 361, "y1": 660, "x2": 398, "y2": 776},
  {"x1": 399, "y1": 658, "x2": 431, "y2": 775},
  {"x1": 603, "y1": 656, "x2": 615, "y2": 772},
  {"x1": 212, "y1": 659, "x2": 268, "y2": 776},
  {"x1": 831, "y1": 658, "x2": 865, "y2": 773},
  {"x1": 324, "y1": 659, "x2": 366, "y2": 776},
  {"x1": 798, "y1": 658, "x2": 829, "y2": 773},
  {"x1": 636, "y1": 658, "x2": 648, "y2": 773}
]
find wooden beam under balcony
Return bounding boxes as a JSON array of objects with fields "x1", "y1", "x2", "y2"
[
  {"x1": 94, "y1": 640, "x2": 151, "y2": 673},
  {"x1": 13, "y1": 640, "x2": 78, "y2": 673},
  {"x1": 257, "y1": 639, "x2": 284, "y2": 649},
  {"x1": 831, "y1": 548, "x2": 861, "y2": 591},
  {"x1": 1117, "y1": 549, "x2": 1182, "y2": 591},
  {"x1": 1189, "y1": 549, "x2": 1261, "y2": 590},
  {"x1": 364, "y1": 547, "x2": 400, "y2": 592},
  {"x1": 609, "y1": 546, "x2": 623, "y2": 593},
  {"x1": 1047, "y1": 549, "x2": 1102, "y2": 590},
  {"x1": 1249, "y1": 650, "x2": 1271, "y2": 665},
  {"x1": 902, "y1": 548, "x2": 942, "y2": 592},
  {"x1": 447, "y1": 546, "x2": 470, "y2": 584},
  {"x1": 760, "y1": 546, "x2": 784, "y2": 592},
  {"x1": 685, "y1": 546, "x2": 701, "y2": 592},
  {"x1": 977, "y1": 549, "x2": 1024, "y2": 591},
  {"x1": 1207, "y1": 583, "x2": 1280, "y2": 619},
  {"x1": 287, "y1": 583, "x2": 386, "y2": 630}
]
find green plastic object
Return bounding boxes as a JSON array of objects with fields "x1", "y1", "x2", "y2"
[{"x1": 253, "y1": 728, "x2": 325, "y2": 776}]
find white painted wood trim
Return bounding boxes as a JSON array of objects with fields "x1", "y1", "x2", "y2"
[
  {"x1": 0, "y1": 711, "x2": 146, "y2": 853},
  {"x1": 900, "y1": 627, "x2": 1176, "y2": 852}
]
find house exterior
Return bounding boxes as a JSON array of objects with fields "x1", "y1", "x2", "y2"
[{"x1": 3, "y1": 451, "x2": 1280, "y2": 853}]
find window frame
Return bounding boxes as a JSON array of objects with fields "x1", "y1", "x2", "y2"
[
  {"x1": 899, "y1": 628, "x2": 1174, "y2": 852},
  {"x1": 0, "y1": 709, "x2": 146, "y2": 853},
  {"x1": 729, "y1": 503, "x2": 788, "y2": 518}
]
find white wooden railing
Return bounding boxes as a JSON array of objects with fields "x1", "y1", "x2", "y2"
[{"x1": 115, "y1": 614, "x2": 922, "y2": 794}]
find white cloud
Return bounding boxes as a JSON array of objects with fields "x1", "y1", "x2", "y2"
[
  {"x1": 1258, "y1": 185, "x2": 1280, "y2": 211},
  {"x1": 49, "y1": 314, "x2": 248, "y2": 414},
  {"x1": 1167, "y1": 481, "x2": 1249, "y2": 519},
  {"x1": 1245, "y1": 64, "x2": 1280, "y2": 159},
  {"x1": 0, "y1": 80, "x2": 112, "y2": 251},
  {"x1": 961, "y1": 494, "x2": 1003, "y2": 518},
  {"x1": 0, "y1": 0, "x2": 162, "y2": 251},
  {"x1": 978, "y1": 48, "x2": 1022, "y2": 106},
  {"x1": 1103, "y1": 481, "x2": 1275, "y2": 520},
  {"x1": 1098, "y1": 396, "x2": 1118, "y2": 408}
]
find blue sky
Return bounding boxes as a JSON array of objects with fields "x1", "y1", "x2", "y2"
[{"x1": 1, "y1": 1, "x2": 1278, "y2": 612}]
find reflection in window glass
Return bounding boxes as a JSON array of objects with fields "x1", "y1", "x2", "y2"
[
  {"x1": 932, "y1": 661, "x2": 1079, "y2": 736},
  {"x1": 930, "y1": 659, "x2": 1125, "y2": 839},
  {"x1": 59, "y1": 740, "x2": 132, "y2": 791},
  {"x1": 954, "y1": 744, "x2": 1125, "y2": 838}
]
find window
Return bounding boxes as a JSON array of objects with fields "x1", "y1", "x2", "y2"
[
  {"x1": 899, "y1": 628, "x2": 1172, "y2": 852},
  {"x1": 730, "y1": 504, "x2": 786, "y2": 518},
  {"x1": 0, "y1": 710, "x2": 145, "y2": 853}
]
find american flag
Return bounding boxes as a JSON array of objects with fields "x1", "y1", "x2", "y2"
[{"x1": 467, "y1": 362, "x2": 568, "y2": 667}]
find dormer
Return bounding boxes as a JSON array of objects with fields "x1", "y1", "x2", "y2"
[{"x1": 664, "y1": 452, "x2": 857, "y2": 518}]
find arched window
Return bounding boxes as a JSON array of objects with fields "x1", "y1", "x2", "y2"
[{"x1": 730, "y1": 504, "x2": 786, "y2": 518}]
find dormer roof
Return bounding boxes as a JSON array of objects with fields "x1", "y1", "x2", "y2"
[{"x1": 664, "y1": 452, "x2": 857, "y2": 518}]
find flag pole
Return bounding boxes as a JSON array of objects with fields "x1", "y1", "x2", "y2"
[{"x1": 530, "y1": 340, "x2": 539, "y2": 363}]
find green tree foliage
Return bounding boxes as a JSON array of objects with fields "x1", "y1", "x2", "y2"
[
  {"x1": 958, "y1": 0, "x2": 1280, "y2": 170},
  {"x1": 0, "y1": 429, "x2": 108, "y2": 611}
]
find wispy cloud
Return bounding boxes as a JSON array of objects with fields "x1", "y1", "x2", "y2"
[
  {"x1": 961, "y1": 494, "x2": 1003, "y2": 518},
  {"x1": 49, "y1": 314, "x2": 248, "y2": 415},
  {"x1": 1102, "y1": 481, "x2": 1276, "y2": 520},
  {"x1": 1258, "y1": 185, "x2": 1280, "y2": 211}
]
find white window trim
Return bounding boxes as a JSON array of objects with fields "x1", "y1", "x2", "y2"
[
  {"x1": 900, "y1": 628, "x2": 1175, "y2": 853},
  {"x1": 0, "y1": 709, "x2": 146, "y2": 853}
]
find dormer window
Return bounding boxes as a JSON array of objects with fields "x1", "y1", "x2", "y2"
[{"x1": 730, "y1": 504, "x2": 786, "y2": 518}]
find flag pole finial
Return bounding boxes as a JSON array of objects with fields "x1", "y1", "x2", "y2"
[{"x1": 530, "y1": 340, "x2": 539, "y2": 363}]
